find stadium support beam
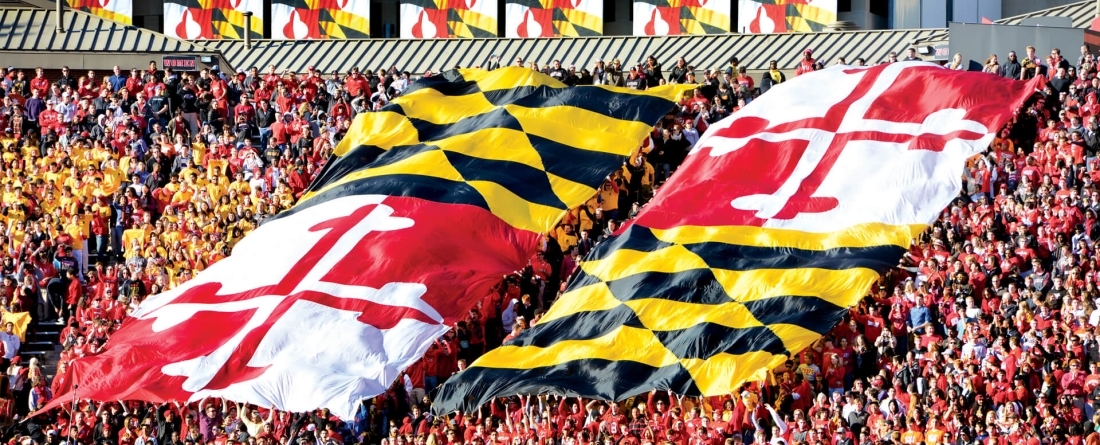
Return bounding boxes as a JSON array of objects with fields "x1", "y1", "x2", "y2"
[{"x1": 54, "y1": 0, "x2": 64, "y2": 33}]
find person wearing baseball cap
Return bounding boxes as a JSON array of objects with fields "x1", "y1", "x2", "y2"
[{"x1": 796, "y1": 48, "x2": 816, "y2": 76}]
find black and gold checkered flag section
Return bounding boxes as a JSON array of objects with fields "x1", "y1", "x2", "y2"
[
  {"x1": 282, "y1": 67, "x2": 689, "y2": 233},
  {"x1": 433, "y1": 222, "x2": 910, "y2": 413}
]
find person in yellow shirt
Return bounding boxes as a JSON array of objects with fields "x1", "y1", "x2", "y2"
[
  {"x1": 64, "y1": 214, "x2": 89, "y2": 275},
  {"x1": 8, "y1": 220, "x2": 25, "y2": 253},
  {"x1": 0, "y1": 135, "x2": 17, "y2": 153},
  {"x1": 162, "y1": 221, "x2": 184, "y2": 247},
  {"x1": 206, "y1": 176, "x2": 227, "y2": 204},
  {"x1": 159, "y1": 205, "x2": 180, "y2": 226},
  {"x1": 5, "y1": 204, "x2": 25, "y2": 225},
  {"x1": 215, "y1": 195, "x2": 233, "y2": 220},
  {"x1": 100, "y1": 161, "x2": 123, "y2": 196},
  {"x1": 61, "y1": 166, "x2": 81, "y2": 192},
  {"x1": 170, "y1": 184, "x2": 194, "y2": 210},
  {"x1": 48, "y1": 190, "x2": 68, "y2": 220},
  {"x1": 237, "y1": 213, "x2": 256, "y2": 236},
  {"x1": 76, "y1": 150, "x2": 98, "y2": 171},
  {"x1": 143, "y1": 236, "x2": 168, "y2": 261},
  {"x1": 207, "y1": 157, "x2": 229, "y2": 183},
  {"x1": 177, "y1": 160, "x2": 200, "y2": 185},
  {"x1": 576, "y1": 197, "x2": 598, "y2": 234},
  {"x1": 0, "y1": 183, "x2": 16, "y2": 207},
  {"x1": 91, "y1": 140, "x2": 114, "y2": 164},
  {"x1": 191, "y1": 138, "x2": 207, "y2": 166},
  {"x1": 0, "y1": 169, "x2": 16, "y2": 186},
  {"x1": 121, "y1": 225, "x2": 147, "y2": 257},
  {"x1": 58, "y1": 186, "x2": 79, "y2": 218},
  {"x1": 553, "y1": 223, "x2": 578, "y2": 253},
  {"x1": 230, "y1": 172, "x2": 252, "y2": 196},
  {"x1": 83, "y1": 176, "x2": 105, "y2": 201},
  {"x1": 119, "y1": 149, "x2": 137, "y2": 179}
]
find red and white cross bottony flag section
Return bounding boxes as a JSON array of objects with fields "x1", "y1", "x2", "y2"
[
  {"x1": 639, "y1": 62, "x2": 1043, "y2": 233},
  {"x1": 42, "y1": 194, "x2": 535, "y2": 419}
]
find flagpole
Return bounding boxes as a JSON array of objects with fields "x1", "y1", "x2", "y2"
[{"x1": 68, "y1": 384, "x2": 78, "y2": 444}]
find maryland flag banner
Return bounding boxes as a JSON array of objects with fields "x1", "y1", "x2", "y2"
[
  {"x1": 40, "y1": 68, "x2": 685, "y2": 419},
  {"x1": 433, "y1": 62, "x2": 1043, "y2": 412},
  {"x1": 2, "y1": 312, "x2": 30, "y2": 342},
  {"x1": 272, "y1": 0, "x2": 371, "y2": 39},
  {"x1": 506, "y1": 0, "x2": 602, "y2": 37},
  {"x1": 164, "y1": 0, "x2": 265, "y2": 40},
  {"x1": 633, "y1": 0, "x2": 730, "y2": 35},
  {"x1": 67, "y1": 0, "x2": 133, "y2": 25},
  {"x1": 737, "y1": 0, "x2": 835, "y2": 33},
  {"x1": 401, "y1": 0, "x2": 499, "y2": 38}
]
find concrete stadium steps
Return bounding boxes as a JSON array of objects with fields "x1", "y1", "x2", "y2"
[{"x1": 22, "y1": 320, "x2": 63, "y2": 379}]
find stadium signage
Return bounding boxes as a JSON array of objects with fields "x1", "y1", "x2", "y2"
[{"x1": 162, "y1": 55, "x2": 198, "y2": 70}]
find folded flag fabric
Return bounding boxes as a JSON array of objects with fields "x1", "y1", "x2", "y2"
[
  {"x1": 433, "y1": 62, "x2": 1043, "y2": 412},
  {"x1": 42, "y1": 67, "x2": 686, "y2": 419}
]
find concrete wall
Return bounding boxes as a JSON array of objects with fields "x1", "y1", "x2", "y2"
[
  {"x1": 955, "y1": 0, "x2": 1002, "y2": 22},
  {"x1": 949, "y1": 21, "x2": 1086, "y2": 68},
  {"x1": 1001, "y1": 0, "x2": 1085, "y2": 18},
  {"x1": 0, "y1": 52, "x2": 229, "y2": 73}
]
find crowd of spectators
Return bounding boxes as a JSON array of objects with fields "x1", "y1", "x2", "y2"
[{"x1": 0, "y1": 40, "x2": 1091, "y2": 445}]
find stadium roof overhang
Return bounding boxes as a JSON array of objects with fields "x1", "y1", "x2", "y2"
[
  {"x1": 0, "y1": 7, "x2": 233, "y2": 72},
  {"x1": 1, "y1": 0, "x2": 1095, "y2": 75},
  {"x1": 206, "y1": 29, "x2": 942, "y2": 75},
  {"x1": 907, "y1": 0, "x2": 1100, "y2": 61}
]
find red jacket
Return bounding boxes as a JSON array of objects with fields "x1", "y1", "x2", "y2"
[{"x1": 66, "y1": 278, "x2": 82, "y2": 305}]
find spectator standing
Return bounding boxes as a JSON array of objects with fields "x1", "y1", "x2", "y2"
[
  {"x1": 796, "y1": 49, "x2": 816, "y2": 75},
  {"x1": 760, "y1": 60, "x2": 785, "y2": 94},
  {"x1": 1002, "y1": 51, "x2": 1023, "y2": 79},
  {"x1": 643, "y1": 56, "x2": 663, "y2": 88}
]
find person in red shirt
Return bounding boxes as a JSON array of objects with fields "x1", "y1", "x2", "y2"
[
  {"x1": 269, "y1": 113, "x2": 292, "y2": 149},
  {"x1": 288, "y1": 117, "x2": 306, "y2": 146},
  {"x1": 125, "y1": 68, "x2": 143, "y2": 96},
  {"x1": 795, "y1": 48, "x2": 816, "y2": 76},
  {"x1": 64, "y1": 268, "x2": 81, "y2": 323},
  {"x1": 234, "y1": 96, "x2": 256, "y2": 123},
  {"x1": 263, "y1": 65, "x2": 281, "y2": 90},
  {"x1": 274, "y1": 84, "x2": 297, "y2": 116},
  {"x1": 29, "y1": 68, "x2": 49, "y2": 98},
  {"x1": 38, "y1": 105, "x2": 60, "y2": 136},
  {"x1": 254, "y1": 83, "x2": 274, "y2": 106},
  {"x1": 300, "y1": 80, "x2": 318, "y2": 104},
  {"x1": 345, "y1": 67, "x2": 369, "y2": 98}
]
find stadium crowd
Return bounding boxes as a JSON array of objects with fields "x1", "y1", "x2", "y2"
[{"x1": 0, "y1": 42, "x2": 1091, "y2": 445}]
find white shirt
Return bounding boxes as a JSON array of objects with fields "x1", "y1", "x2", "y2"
[
  {"x1": 682, "y1": 128, "x2": 699, "y2": 147},
  {"x1": 392, "y1": 77, "x2": 409, "y2": 94},
  {"x1": 7, "y1": 366, "x2": 23, "y2": 391},
  {"x1": 0, "y1": 331, "x2": 19, "y2": 359}
]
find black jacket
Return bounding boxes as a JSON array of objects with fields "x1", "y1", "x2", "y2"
[
  {"x1": 1001, "y1": 60, "x2": 1022, "y2": 80},
  {"x1": 669, "y1": 65, "x2": 689, "y2": 84}
]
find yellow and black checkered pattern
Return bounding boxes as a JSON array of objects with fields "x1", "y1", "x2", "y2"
[
  {"x1": 286, "y1": 67, "x2": 687, "y2": 233},
  {"x1": 433, "y1": 222, "x2": 911, "y2": 412}
]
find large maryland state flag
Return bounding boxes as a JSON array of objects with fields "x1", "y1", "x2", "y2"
[
  {"x1": 44, "y1": 68, "x2": 685, "y2": 419},
  {"x1": 434, "y1": 62, "x2": 1043, "y2": 412}
]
